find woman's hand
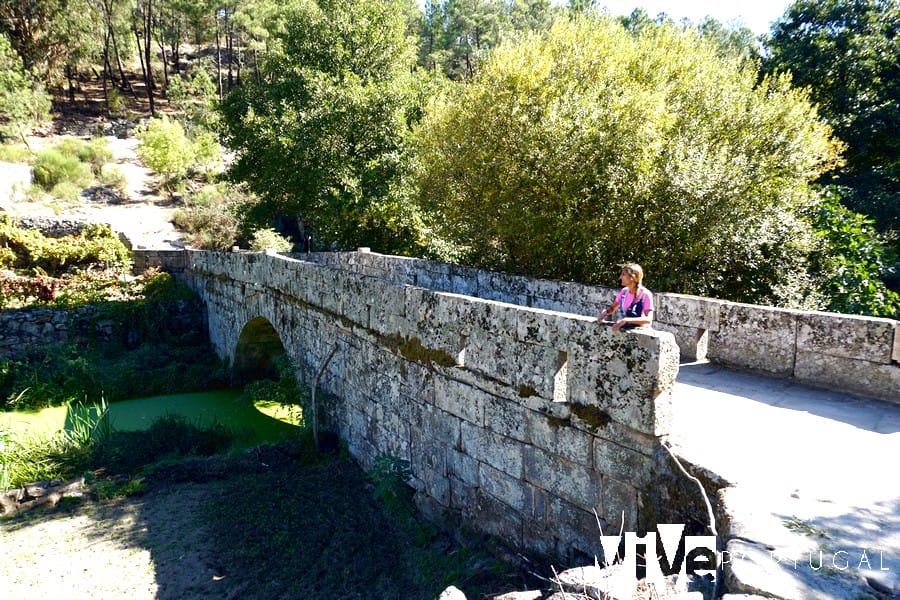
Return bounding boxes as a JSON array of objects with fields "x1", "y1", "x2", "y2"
[{"x1": 611, "y1": 319, "x2": 626, "y2": 332}]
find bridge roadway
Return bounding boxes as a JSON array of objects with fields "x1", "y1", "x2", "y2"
[{"x1": 668, "y1": 361, "x2": 899, "y2": 599}]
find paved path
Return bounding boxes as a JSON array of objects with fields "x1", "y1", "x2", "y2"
[{"x1": 668, "y1": 361, "x2": 899, "y2": 599}]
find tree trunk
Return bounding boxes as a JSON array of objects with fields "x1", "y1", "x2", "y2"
[
  {"x1": 226, "y1": 18, "x2": 234, "y2": 89},
  {"x1": 143, "y1": 0, "x2": 156, "y2": 116},
  {"x1": 215, "y1": 10, "x2": 223, "y2": 99}
]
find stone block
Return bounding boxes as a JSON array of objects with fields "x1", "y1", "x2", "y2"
[
  {"x1": 475, "y1": 488, "x2": 524, "y2": 548},
  {"x1": 708, "y1": 303, "x2": 798, "y2": 376},
  {"x1": 523, "y1": 446, "x2": 601, "y2": 509},
  {"x1": 655, "y1": 293, "x2": 723, "y2": 331},
  {"x1": 447, "y1": 448, "x2": 479, "y2": 486},
  {"x1": 515, "y1": 342, "x2": 567, "y2": 400},
  {"x1": 464, "y1": 328, "x2": 520, "y2": 387},
  {"x1": 461, "y1": 420, "x2": 524, "y2": 477},
  {"x1": 593, "y1": 440, "x2": 654, "y2": 489},
  {"x1": 895, "y1": 327, "x2": 900, "y2": 364},
  {"x1": 525, "y1": 409, "x2": 592, "y2": 466},
  {"x1": 448, "y1": 263, "x2": 481, "y2": 296},
  {"x1": 420, "y1": 466, "x2": 451, "y2": 508},
  {"x1": 654, "y1": 322, "x2": 709, "y2": 361},
  {"x1": 600, "y1": 477, "x2": 638, "y2": 533},
  {"x1": 449, "y1": 475, "x2": 477, "y2": 513},
  {"x1": 797, "y1": 312, "x2": 896, "y2": 364},
  {"x1": 545, "y1": 494, "x2": 606, "y2": 559},
  {"x1": 484, "y1": 395, "x2": 529, "y2": 442},
  {"x1": 794, "y1": 350, "x2": 900, "y2": 405},
  {"x1": 414, "y1": 403, "x2": 461, "y2": 449},
  {"x1": 480, "y1": 462, "x2": 527, "y2": 512},
  {"x1": 434, "y1": 377, "x2": 486, "y2": 425},
  {"x1": 567, "y1": 344, "x2": 670, "y2": 437},
  {"x1": 515, "y1": 307, "x2": 590, "y2": 349}
]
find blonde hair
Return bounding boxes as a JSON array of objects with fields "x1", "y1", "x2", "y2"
[{"x1": 620, "y1": 262, "x2": 644, "y2": 285}]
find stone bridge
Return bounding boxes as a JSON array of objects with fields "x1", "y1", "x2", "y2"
[{"x1": 134, "y1": 248, "x2": 899, "y2": 568}]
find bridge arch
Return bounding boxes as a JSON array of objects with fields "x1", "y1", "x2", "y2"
[{"x1": 233, "y1": 316, "x2": 287, "y2": 383}]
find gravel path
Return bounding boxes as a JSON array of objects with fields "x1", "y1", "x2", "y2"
[{"x1": 1, "y1": 134, "x2": 184, "y2": 250}]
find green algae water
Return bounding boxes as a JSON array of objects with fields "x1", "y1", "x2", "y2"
[{"x1": 2, "y1": 389, "x2": 301, "y2": 448}]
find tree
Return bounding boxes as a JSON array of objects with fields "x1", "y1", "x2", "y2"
[
  {"x1": 135, "y1": 116, "x2": 195, "y2": 192},
  {"x1": 804, "y1": 187, "x2": 899, "y2": 317},
  {"x1": 0, "y1": 34, "x2": 52, "y2": 147},
  {"x1": 413, "y1": 17, "x2": 842, "y2": 306},
  {"x1": 763, "y1": 0, "x2": 900, "y2": 245},
  {"x1": 219, "y1": 0, "x2": 433, "y2": 254}
]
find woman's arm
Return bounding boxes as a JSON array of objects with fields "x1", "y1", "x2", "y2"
[
  {"x1": 597, "y1": 290, "x2": 624, "y2": 322},
  {"x1": 597, "y1": 301, "x2": 620, "y2": 322}
]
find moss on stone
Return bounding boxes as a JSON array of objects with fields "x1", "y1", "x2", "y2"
[
  {"x1": 518, "y1": 384, "x2": 538, "y2": 398},
  {"x1": 571, "y1": 403, "x2": 612, "y2": 430},
  {"x1": 380, "y1": 333, "x2": 457, "y2": 369}
]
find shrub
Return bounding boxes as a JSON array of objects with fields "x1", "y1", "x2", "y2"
[
  {"x1": 90, "y1": 415, "x2": 234, "y2": 475},
  {"x1": 80, "y1": 137, "x2": 113, "y2": 176},
  {"x1": 190, "y1": 129, "x2": 221, "y2": 176},
  {"x1": 413, "y1": 17, "x2": 842, "y2": 305},
  {"x1": 107, "y1": 87, "x2": 126, "y2": 117},
  {"x1": 49, "y1": 180, "x2": 84, "y2": 202},
  {"x1": 135, "y1": 116, "x2": 194, "y2": 191},
  {"x1": 32, "y1": 147, "x2": 92, "y2": 191},
  {"x1": 173, "y1": 183, "x2": 242, "y2": 250},
  {"x1": 249, "y1": 228, "x2": 293, "y2": 252},
  {"x1": 0, "y1": 217, "x2": 131, "y2": 277},
  {"x1": 100, "y1": 164, "x2": 128, "y2": 195},
  {"x1": 0, "y1": 144, "x2": 31, "y2": 163}
]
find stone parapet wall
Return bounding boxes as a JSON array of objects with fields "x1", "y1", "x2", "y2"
[
  {"x1": 183, "y1": 249, "x2": 680, "y2": 562},
  {"x1": 132, "y1": 249, "x2": 188, "y2": 276},
  {"x1": 0, "y1": 300, "x2": 203, "y2": 360},
  {"x1": 300, "y1": 250, "x2": 899, "y2": 404}
]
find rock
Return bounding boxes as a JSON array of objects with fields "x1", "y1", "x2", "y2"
[
  {"x1": 555, "y1": 563, "x2": 694, "y2": 600},
  {"x1": 0, "y1": 477, "x2": 84, "y2": 517},
  {"x1": 491, "y1": 591, "x2": 543, "y2": 599},
  {"x1": 438, "y1": 585, "x2": 467, "y2": 600}
]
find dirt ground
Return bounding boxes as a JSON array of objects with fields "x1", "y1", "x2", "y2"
[{"x1": 0, "y1": 447, "x2": 535, "y2": 600}]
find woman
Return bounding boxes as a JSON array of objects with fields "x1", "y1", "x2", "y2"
[{"x1": 596, "y1": 263, "x2": 654, "y2": 332}]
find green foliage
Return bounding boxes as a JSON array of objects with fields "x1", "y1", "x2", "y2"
[
  {"x1": 65, "y1": 397, "x2": 112, "y2": 446},
  {"x1": 0, "y1": 269, "x2": 227, "y2": 410},
  {"x1": 1, "y1": 339, "x2": 229, "y2": 411},
  {"x1": 32, "y1": 147, "x2": 93, "y2": 192},
  {"x1": 763, "y1": 0, "x2": 900, "y2": 241},
  {"x1": 249, "y1": 228, "x2": 294, "y2": 252},
  {"x1": 0, "y1": 426, "x2": 92, "y2": 491},
  {"x1": 220, "y1": 0, "x2": 432, "y2": 255},
  {"x1": 413, "y1": 17, "x2": 842, "y2": 304},
  {"x1": 241, "y1": 355, "x2": 306, "y2": 427},
  {"x1": 81, "y1": 137, "x2": 113, "y2": 176},
  {"x1": 804, "y1": 188, "x2": 900, "y2": 317},
  {"x1": 90, "y1": 415, "x2": 234, "y2": 475},
  {"x1": 0, "y1": 33, "x2": 51, "y2": 142},
  {"x1": 135, "y1": 116, "x2": 195, "y2": 190},
  {"x1": 90, "y1": 476, "x2": 147, "y2": 500},
  {"x1": 0, "y1": 217, "x2": 131, "y2": 282},
  {"x1": 190, "y1": 129, "x2": 222, "y2": 176},
  {"x1": 0, "y1": 143, "x2": 32, "y2": 163},
  {"x1": 369, "y1": 454, "x2": 413, "y2": 515},
  {"x1": 0, "y1": 397, "x2": 110, "y2": 490},
  {"x1": 100, "y1": 165, "x2": 128, "y2": 194},
  {"x1": 172, "y1": 183, "x2": 243, "y2": 250}
]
